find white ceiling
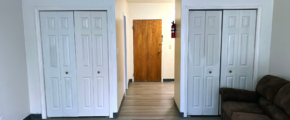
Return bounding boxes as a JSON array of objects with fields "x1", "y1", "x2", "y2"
[{"x1": 127, "y1": 0, "x2": 175, "y2": 3}]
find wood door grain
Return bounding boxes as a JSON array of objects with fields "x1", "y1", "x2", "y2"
[
  {"x1": 148, "y1": 20, "x2": 162, "y2": 82},
  {"x1": 133, "y1": 20, "x2": 162, "y2": 82},
  {"x1": 133, "y1": 20, "x2": 148, "y2": 82}
]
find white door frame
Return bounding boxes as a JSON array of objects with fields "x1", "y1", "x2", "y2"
[
  {"x1": 34, "y1": 6, "x2": 117, "y2": 119},
  {"x1": 123, "y1": 12, "x2": 128, "y2": 93},
  {"x1": 182, "y1": 5, "x2": 262, "y2": 117}
]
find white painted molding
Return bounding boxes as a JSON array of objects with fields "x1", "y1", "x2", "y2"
[
  {"x1": 123, "y1": 12, "x2": 128, "y2": 94},
  {"x1": 33, "y1": 6, "x2": 117, "y2": 119},
  {"x1": 180, "y1": 4, "x2": 269, "y2": 117}
]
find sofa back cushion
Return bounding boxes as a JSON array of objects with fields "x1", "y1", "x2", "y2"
[
  {"x1": 259, "y1": 97, "x2": 290, "y2": 120},
  {"x1": 256, "y1": 75, "x2": 289, "y2": 101},
  {"x1": 274, "y1": 83, "x2": 290, "y2": 116}
]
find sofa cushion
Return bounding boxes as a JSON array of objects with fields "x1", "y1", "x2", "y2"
[
  {"x1": 222, "y1": 101, "x2": 264, "y2": 117},
  {"x1": 274, "y1": 83, "x2": 290, "y2": 116},
  {"x1": 231, "y1": 112, "x2": 271, "y2": 120},
  {"x1": 220, "y1": 88, "x2": 259, "y2": 102},
  {"x1": 256, "y1": 75, "x2": 289, "y2": 101},
  {"x1": 222, "y1": 109, "x2": 231, "y2": 120},
  {"x1": 259, "y1": 97, "x2": 290, "y2": 120}
]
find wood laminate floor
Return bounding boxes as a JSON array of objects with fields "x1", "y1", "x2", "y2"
[
  {"x1": 118, "y1": 82, "x2": 221, "y2": 120},
  {"x1": 44, "y1": 82, "x2": 221, "y2": 120},
  {"x1": 118, "y1": 82, "x2": 178, "y2": 120}
]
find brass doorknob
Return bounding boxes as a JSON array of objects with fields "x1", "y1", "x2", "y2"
[
  {"x1": 229, "y1": 70, "x2": 232, "y2": 73},
  {"x1": 158, "y1": 50, "x2": 162, "y2": 53},
  {"x1": 209, "y1": 71, "x2": 212, "y2": 74},
  {"x1": 98, "y1": 71, "x2": 100, "y2": 74}
]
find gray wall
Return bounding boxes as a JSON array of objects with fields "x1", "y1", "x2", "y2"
[
  {"x1": 0, "y1": 0, "x2": 30, "y2": 119},
  {"x1": 269, "y1": 0, "x2": 290, "y2": 80}
]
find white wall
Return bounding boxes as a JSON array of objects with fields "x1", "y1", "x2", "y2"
[
  {"x1": 22, "y1": 0, "x2": 118, "y2": 118},
  {"x1": 176, "y1": 0, "x2": 274, "y2": 117},
  {"x1": 127, "y1": 3, "x2": 175, "y2": 81},
  {"x1": 0, "y1": 0, "x2": 30, "y2": 119},
  {"x1": 174, "y1": 0, "x2": 182, "y2": 111},
  {"x1": 115, "y1": 0, "x2": 128, "y2": 110},
  {"x1": 269, "y1": 0, "x2": 290, "y2": 80}
]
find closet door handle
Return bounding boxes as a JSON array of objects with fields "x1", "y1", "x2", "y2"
[
  {"x1": 229, "y1": 70, "x2": 232, "y2": 73},
  {"x1": 66, "y1": 72, "x2": 68, "y2": 74},
  {"x1": 98, "y1": 71, "x2": 100, "y2": 74},
  {"x1": 209, "y1": 71, "x2": 212, "y2": 74}
]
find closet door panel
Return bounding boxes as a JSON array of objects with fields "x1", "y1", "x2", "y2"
[
  {"x1": 237, "y1": 10, "x2": 256, "y2": 90},
  {"x1": 203, "y1": 11, "x2": 222, "y2": 115},
  {"x1": 221, "y1": 10, "x2": 256, "y2": 91},
  {"x1": 91, "y1": 11, "x2": 109, "y2": 116},
  {"x1": 221, "y1": 10, "x2": 240, "y2": 89},
  {"x1": 57, "y1": 11, "x2": 78, "y2": 116},
  {"x1": 75, "y1": 11, "x2": 94, "y2": 116},
  {"x1": 41, "y1": 11, "x2": 79, "y2": 117},
  {"x1": 188, "y1": 11, "x2": 205, "y2": 115},
  {"x1": 40, "y1": 11, "x2": 62, "y2": 117},
  {"x1": 75, "y1": 11, "x2": 109, "y2": 116}
]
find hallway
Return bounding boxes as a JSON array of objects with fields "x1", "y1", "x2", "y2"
[{"x1": 118, "y1": 82, "x2": 179, "y2": 119}]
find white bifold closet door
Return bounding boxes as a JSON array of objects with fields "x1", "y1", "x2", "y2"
[
  {"x1": 74, "y1": 11, "x2": 109, "y2": 116},
  {"x1": 187, "y1": 11, "x2": 222, "y2": 115},
  {"x1": 221, "y1": 10, "x2": 256, "y2": 91},
  {"x1": 40, "y1": 11, "x2": 78, "y2": 117}
]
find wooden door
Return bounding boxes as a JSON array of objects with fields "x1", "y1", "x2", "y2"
[{"x1": 133, "y1": 20, "x2": 162, "y2": 82}]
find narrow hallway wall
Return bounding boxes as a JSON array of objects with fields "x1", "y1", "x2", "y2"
[
  {"x1": 115, "y1": 0, "x2": 129, "y2": 110},
  {"x1": 174, "y1": 0, "x2": 181, "y2": 111}
]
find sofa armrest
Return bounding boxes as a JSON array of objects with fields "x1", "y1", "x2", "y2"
[{"x1": 220, "y1": 88, "x2": 259, "y2": 102}]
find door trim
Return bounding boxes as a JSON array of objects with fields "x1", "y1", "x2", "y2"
[
  {"x1": 123, "y1": 12, "x2": 128, "y2": 94},
  {"x1": 34, "y1": 6, "x2": 117, "y2": 119},
  {"x1": 182, "y1": 6, "x2": 263, "y2": 117},
  {"x1": 132, "y1": 19, "x2": 163, "y2": 82}
]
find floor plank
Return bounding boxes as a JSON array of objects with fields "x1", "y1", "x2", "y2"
[
  {"x1": 118, "y1": 82, "x2": 180, "y2": 119},
  {"x1": 43, "y1": 82, "x2": 221, "y2": 120}
]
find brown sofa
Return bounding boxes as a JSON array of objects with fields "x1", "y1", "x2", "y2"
[{"x1": 220, "y1": 75, "x2": 290, "y2": 120}]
